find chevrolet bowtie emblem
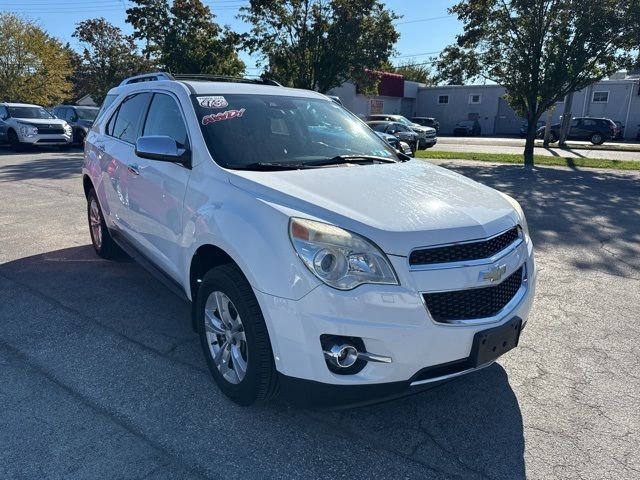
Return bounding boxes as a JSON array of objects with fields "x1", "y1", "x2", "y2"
[{"x1": 479, "y1": 264, "x2": 507, "y2": 282}]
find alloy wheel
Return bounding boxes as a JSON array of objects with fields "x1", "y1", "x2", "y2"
[{"x1": 204, "y1": 291, "x2": 248, "y2": 384}]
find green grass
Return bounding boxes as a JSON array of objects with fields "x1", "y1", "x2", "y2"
[{"x1": 415, "y1": 150, "x2": 640, "y2": 171}]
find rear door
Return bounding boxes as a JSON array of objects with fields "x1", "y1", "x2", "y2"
[{"x1": 124, "y1": 91, "x2": 192, "y2": 280}]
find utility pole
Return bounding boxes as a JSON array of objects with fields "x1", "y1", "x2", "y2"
[{"x1": 558, "y1": 92, "x2": 574, "y2": 147}]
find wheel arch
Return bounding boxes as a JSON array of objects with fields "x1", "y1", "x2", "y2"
[
  {"x1": 188, "y1": 244, "x2": 242, "y2": 331},
  {"x1": 82, "y1": 174, "x2": 94, "y2": 198}
]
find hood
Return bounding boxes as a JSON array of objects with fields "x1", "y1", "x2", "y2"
[
  {"x1": 228, "y1": 160, "x2": 519, "y2": 256},
  {"x1": 15, "y1": 118, "x2": 67, "y2": 126}
]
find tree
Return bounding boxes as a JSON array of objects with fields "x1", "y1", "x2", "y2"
[
  {"x1": 0, "y1": 13, "x2": 73, "y2": 105},
  {"x1": 438, "y1": 0, "x2": 640, "y2": 166},
  {"x1": 73, "y1": 18, "x2": 154, "y2": 104},
  {"x1": 126, "y1": 0, "x2": 245, "y2": 75},
  {"x1": 394, "y1": 60, "x2": 435, "y2": 84},
  {"x1": 239, "y1": 0, "x2": 399, "y2": 92}
]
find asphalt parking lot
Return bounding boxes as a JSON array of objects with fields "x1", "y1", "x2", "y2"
[{"x1": 1, "y1": 147, "x2": 639, "y2": 479}]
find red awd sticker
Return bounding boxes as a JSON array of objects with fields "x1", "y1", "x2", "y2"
[{"x1": 202, "y1": 108, "x2": 246, "y2": 125}]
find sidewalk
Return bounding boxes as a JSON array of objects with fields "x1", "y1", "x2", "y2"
[
  {"x1": 437, "y1": 136, "x2": 640, "y2": 153},
  {"x1": 433, "y1": 137, "x2": 640, "y2": 162}
]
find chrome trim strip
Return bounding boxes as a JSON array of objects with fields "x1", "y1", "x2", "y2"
[
  {"x1": 358, "y1": 352, "x2": 392, "y2": 364},
  {"x1": 410, "y1": 361, "x2": 495, "y2": 387},
  {"x1": 420, "y1": 263, "x2": 528, "y2": 326},
  {"x1": 408, "y1": 226, "x2": 522, "y2": 272}
]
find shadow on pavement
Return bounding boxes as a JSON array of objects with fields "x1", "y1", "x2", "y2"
[
  {"x1": 0, "y1": 245, "x2": 525, "y2": 479},
  {"x1": 436, "y1": 162, "x2": 640, "y2": 279},
  {"x1": 0, "y1": 150, "x2": 83, "y2": 181}
]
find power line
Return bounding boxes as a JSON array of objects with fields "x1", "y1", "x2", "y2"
[
  {"x1": 392, "y1": 50, "x2": 441, "y2": 59},
  {"x1": 394, "y1": 14, "x2": 455, "y2": 26}
]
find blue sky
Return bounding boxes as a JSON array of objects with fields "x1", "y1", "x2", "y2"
[{"x1": 2, "y1": 0, "x2": 462, "y2": 73}]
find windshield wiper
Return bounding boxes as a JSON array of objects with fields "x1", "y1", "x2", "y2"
[
  {"x1": 303, "y1": 155, "x2": 399, "y2": 167},
  {"x1": 226, "y1": 162, "x2": 315, "y2": 171}
]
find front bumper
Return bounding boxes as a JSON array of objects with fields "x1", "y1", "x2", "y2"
[
  {"x1": 256, "y1": 239, "x2": 536, "y2": 405},
  {"x1": 421, "y1": 137, "x2": 437, "y2": 149},
  {"x1": 18, "y1": 133, "x2": 72, "y2": 145}
]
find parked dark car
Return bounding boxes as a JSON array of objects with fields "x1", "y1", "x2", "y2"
[
  {"x1": 520, "y1": 120, "x2": 545, "y2": 138},
  {"x1": 52, "y1": 105, "x2": 99, "y2": 145},
  {"x1": 367, "y1": 120, "x2": 420, "y2": 151},
  {"x1": 453, "y1": 120, "x2": 481, "y2": 136},
  {"x1": 536, "y1": 117, "x2": 617, "y2": 145},
  {"x1": 366, "y1": 114, "x2": 432, "y2": 148},
  {"x1": 374, "y1": 131, "x2": 413, "y2": 157},
  {"x1": 411, "y1": 116, "x2": 440, "y2": 132}
]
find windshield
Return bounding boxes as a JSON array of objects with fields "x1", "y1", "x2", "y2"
[
  {"x1": 8, "y1": 106, "x2": 54, "y2": 119},
  {"x1": 193, "y1": 94, "x2": 399, "y2": 169},
  {"x1": 76, "y1": 107, "x2": 98, "y2": 121}
]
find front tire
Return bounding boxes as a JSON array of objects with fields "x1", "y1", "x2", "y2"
[
  {"x1": 74, "y1": 129, "x2": 86, "y2": 146},
  {"x1": 197, "y1": 264, "x2": 278, "y2": 406},
  {"x1": 8, "y1": 130, "x2": 25, "y2": 151},
  {"x1": 87, "y1": 188, "x2": 120, "y2": 259}
]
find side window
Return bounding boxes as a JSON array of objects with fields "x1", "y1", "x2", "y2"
[
  {"x1": 142, "y1": 93, "x2": 188, "y2": 148},
  {"x1": 108, "y1": 93, "x2": 151, "y2": 144},
  {"x1": 583, "y1": 119, "x2": 596, "y2": 127}
]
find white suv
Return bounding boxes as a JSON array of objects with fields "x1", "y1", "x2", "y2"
[
  {"x1": 0, "y1": 103, "x2": 73, "y2": 150},
  {"x1": 83, "y1": 73, "x2": 536, "y2": 407}
]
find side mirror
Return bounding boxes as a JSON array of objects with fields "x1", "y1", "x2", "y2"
[
  {"x1": 70, "y1": 115, "x2": 78, "y2": 122},
  {"x1": 0, "y1": 113, "x2": 7, "y2": 121},
  {"x1": 135, "y1": 135, "x2": 191, "y2": 166}
]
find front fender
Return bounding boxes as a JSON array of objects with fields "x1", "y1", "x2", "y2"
[{"x1": 181, "y1": 176, "x2": 321, "y2": 301}]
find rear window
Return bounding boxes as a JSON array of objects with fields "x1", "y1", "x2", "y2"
[
  {"x1": 193, "y1": 94, "x2": 397, "y2": 169},
  {"x1": 95, "y1": 94, "x2": 119, "y2": 124}
]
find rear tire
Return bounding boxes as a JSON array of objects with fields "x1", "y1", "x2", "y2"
[
  {"x1": 87, "y1": 188, "x2": 120, "y2": 259},
  {"x1": 548, "y1": 132, "x2": 558, "y2": 143},
  {"x1": 197, "y1": 264, "x2": 278, "y2": 406}
]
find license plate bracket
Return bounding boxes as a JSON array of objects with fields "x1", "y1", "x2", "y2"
[{"x1": 470, "y1": 317, "x2": 522, "y2": 367}]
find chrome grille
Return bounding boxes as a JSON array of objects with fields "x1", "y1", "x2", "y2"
[
  {"x1": 409, "y1": 227, "x2": 520, "y2": 266},
  {"x1": 422, "y1": 266, "x2": 524, "y2": 322}
]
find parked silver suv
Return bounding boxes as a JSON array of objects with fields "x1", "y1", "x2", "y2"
[{"x1": 0, "y1": 103, "x2": 72, "y2": 150}]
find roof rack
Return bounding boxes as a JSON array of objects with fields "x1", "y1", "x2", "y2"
[
  {"x1": 172, "y1": 74, "x2": 282, "y2": 87},
  {"x1": 120, "y1": 72, "x2": 175, "y2": 85},
  {"x1": 119, "y1": 72, "x2": 282, "y2": 88}
]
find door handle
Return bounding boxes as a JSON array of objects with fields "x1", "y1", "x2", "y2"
[{"x1": 127, "y1": 164, "x2": 140, "y2": 175}]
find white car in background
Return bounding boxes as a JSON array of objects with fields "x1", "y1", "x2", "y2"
[
  {"x1": 83, "y1": 72, "x2": 536, "y2": 408},
  {"x1": 0, "y1": 102, "x2": 73, "y2": 150}
]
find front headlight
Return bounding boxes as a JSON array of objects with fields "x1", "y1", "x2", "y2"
[
  {"x1": 63, "y1": 123, "x2": 72, "y2": 135},
  {"x1": 19, "y1": 124, "x2": 38, "y2": 137},
  {"x1": 289, "y1": 218, "x2": 398, "y2": 290}
]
